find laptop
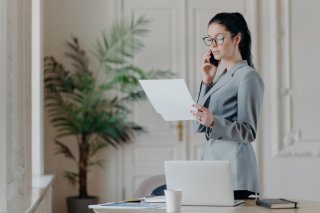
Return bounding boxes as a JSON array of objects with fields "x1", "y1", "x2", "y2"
[{"x1": 164, "y1": 161, "x2": 243, "y2": 206}]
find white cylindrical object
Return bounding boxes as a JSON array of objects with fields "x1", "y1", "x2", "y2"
[{"x1": 164, "y1": 189, "x2": 182, "y2": 213}]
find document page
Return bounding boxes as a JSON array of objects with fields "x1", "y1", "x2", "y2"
[
  {"x1": 89, "y1": 201, "x2": 165, "y2": 209},
  {"x1": 139, "y1": 79, "x2": 196, "y2": 121}
]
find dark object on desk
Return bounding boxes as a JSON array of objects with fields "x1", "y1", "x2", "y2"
[
  {"x1": 234, "y1": 190, "x2": 257, "y2": 199},
  {"x1": 151, "y1": 184, "x2": 166, "y2": 196},
  {"x1": 256, "y1": 198, "x2": 298, "y2": 209}
]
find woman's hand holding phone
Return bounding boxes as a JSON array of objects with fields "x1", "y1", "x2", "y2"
[{"x1": 201, "y1": 50, "x2": 220, "y2": 85}]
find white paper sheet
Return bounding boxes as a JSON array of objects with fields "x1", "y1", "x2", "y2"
[
  {"x1": 139, "y1": 79, "x2": 196, "y2": 121},
  {"x1": 88, "y1": 201, "x2": 165, "y2": 209}
]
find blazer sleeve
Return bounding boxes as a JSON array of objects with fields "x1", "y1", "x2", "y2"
[
  {"x1": 205, "y1": 71, "x2": 264, "y2": 143},
  {"x1": 192, "y1": 82, "x2": 213, "y2": 133}
]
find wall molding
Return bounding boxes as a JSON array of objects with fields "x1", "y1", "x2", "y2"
[
  {"x1": 0, "y1": 0, "x2": 32, "y2": 212},
  {"x1": 0, "y1": 0, "x2": 9, "y2": 210},
  {"x1": 270, "y1": 0, "x2": 320, "y2": 157}
]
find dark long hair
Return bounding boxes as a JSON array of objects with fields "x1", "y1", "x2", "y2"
[{"x1": 208, "y1": 12, "x2": 254, "y2": 68}]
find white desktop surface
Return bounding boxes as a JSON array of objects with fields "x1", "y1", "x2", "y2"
[{"x1": 93, "y1": 200, "x2": 320, "y2": 213}]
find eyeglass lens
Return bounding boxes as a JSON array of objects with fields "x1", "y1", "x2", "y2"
[{"x1": 203, "y1": 36, "x2": 225, "y2": 46}]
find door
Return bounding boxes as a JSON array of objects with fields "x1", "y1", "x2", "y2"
[{"x1": 122, "y1": 0, "x2": 188, "y2": 198}]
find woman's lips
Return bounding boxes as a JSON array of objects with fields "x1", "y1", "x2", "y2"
[{"x1": 212, "y1": 50, "x2": 220, "y2": 55}]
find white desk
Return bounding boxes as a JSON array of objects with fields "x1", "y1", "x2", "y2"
[{"x1": 93, "y1": 200, "x2": 320, "y2": 213}]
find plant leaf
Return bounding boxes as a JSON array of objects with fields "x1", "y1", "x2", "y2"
[
  {"x1": 63, "y1": 171, "x2": 79, "y2": 187},
  {"x1": 54, "y1": 139, "x2": 77, "y2": 164}
]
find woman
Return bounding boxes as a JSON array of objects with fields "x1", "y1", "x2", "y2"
[{"x1": 191, "y1": 12, "x2": 264, "y2": 199}]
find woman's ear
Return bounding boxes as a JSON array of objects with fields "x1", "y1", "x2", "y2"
[{"x1": 235, "y1": 33, "x2": 241, "y2": 45}]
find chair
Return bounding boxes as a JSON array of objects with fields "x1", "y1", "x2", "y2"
[{"x1": 134, "y1": 174, "x2": 166, "y2": 198}]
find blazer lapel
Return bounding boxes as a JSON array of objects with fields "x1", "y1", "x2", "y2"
[
  {"x1": 199, "y1": 61, "x2": 248, "y2": 106},
  {"x1": 199, "y1": 74, "x2": 232, "y2": 106}
]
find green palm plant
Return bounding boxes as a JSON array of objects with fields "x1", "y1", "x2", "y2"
[{"x1": 44, "y1": 16, "x2": 173, "y2": 199}]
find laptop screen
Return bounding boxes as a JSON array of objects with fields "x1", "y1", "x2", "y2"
[{"x1": 165, "y1": 161, "x2": 236, "y2": 206}]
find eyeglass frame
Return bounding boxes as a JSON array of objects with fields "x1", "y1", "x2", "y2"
[{"x1": 202, "y1": 33, "x2": 236, "y2": 46}]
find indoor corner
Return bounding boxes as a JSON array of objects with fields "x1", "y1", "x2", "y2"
[{"x1": 1, "y1": 0, "x2": 320, "y2": 213}]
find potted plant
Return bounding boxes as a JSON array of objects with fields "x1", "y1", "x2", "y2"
[{"x1": 44, "y1": 16, "x2": 173, "y2": 213}]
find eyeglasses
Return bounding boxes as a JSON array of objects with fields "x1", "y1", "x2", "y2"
[{"x1": 202, "y1": 34, "x2": 235, "y2": 46}]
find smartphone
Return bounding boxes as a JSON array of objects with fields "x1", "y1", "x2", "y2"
[{"x1": 209, "y1": 52, "x2": 219, "y2": 67}]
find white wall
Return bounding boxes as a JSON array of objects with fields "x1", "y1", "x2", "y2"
[{"x1": 259, "y1": 0, "x2": 320, "y2": 201}]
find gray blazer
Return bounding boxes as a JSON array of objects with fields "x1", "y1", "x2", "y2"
[{"x1": 194, "y1": 60, "x2": 264, "y2": 193}]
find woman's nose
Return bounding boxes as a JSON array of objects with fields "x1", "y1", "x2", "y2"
[{"x1": 210, "y1": 41, "x2": 218, "y2": 47}]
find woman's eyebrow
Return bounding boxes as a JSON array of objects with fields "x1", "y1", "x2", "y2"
[{"x1": 207, "y1": 33, "x2": 224, "y2": 38}]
